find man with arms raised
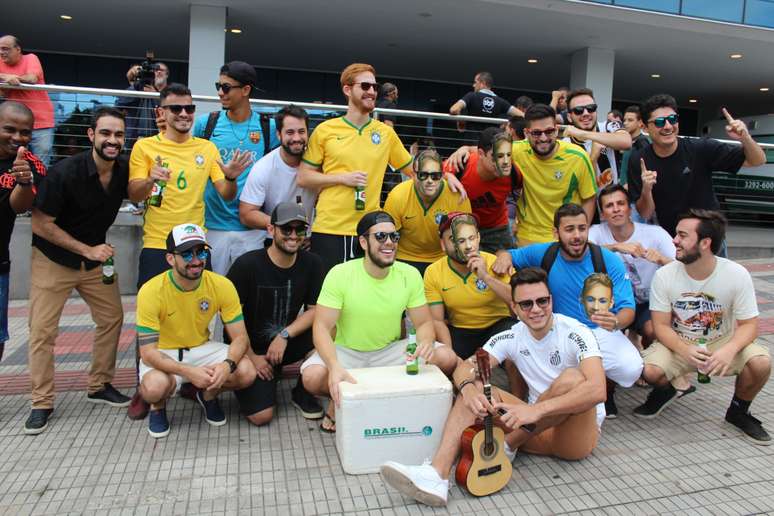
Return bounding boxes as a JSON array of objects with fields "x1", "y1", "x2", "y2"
[
  {"x1": 493, "y1": 203, "x2": 642, "y2": 417},
  {"x1": 635, "y1": 210, "x2": 771, "y2": 445},
  {"x1": 380, "y1": 267, "x2": 606, "y2": 507},
  {"x1": 383, "y1": 149, "x2": 471, "y2": 276},
  {"x1": 301, "y1": 211, "x2": 458, "y2": 433},
  {"x1": 136, "y1": 224, "x2": 256, "y2": 438}
]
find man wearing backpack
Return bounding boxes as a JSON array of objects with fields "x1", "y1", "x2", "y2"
[
  {"x1": 193, "y1": 61, "x2": 279, "y2": 274},
  {"x1": 493, "y1": 203, "x2": 643, "y2": 417}
]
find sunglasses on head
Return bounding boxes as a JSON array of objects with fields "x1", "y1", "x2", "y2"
[
  {"x1": 177, "y1": 248, "x2": 209, "y2": 263},
  {"x1": 417, "y1": 171, "x2": 443, "y2": 182},
  {"x1": 648, "y1": 113, "x2": 679, "y2": 128},
  {"x1": 515, "y1": 295, "x2": 551, "y2": 311},
  {"x1": 351, "y1": 81, "x2": 380, "y2": 92},
  {"x1": 570, "y1": 103, "x2": 598, "y2": 116},
  {"x1": 369, "y1": 231, "x2": 401, "y2": 243},
  {"x1": 215, "y1": 82, "x2": 242, "y2": 94},
  {"x1": 528, "y1": 127, "x2": 557, "y2": 138},
  {"x1": 278, "y1": 224, "x2": 307, "y2": 237},
  {"x1": 162, "y1": 104, "x2": 196, "y2": 115}
]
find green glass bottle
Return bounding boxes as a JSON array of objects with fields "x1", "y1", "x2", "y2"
[
  {"x1": 102, "y1": 256, "x2": 115, "y2": 285},
  {"x1": 147, "y1": 180, "x2": 166, "y2": 207},
  {"x1": 355, "y1": 185, "x2": 365, "y2": 211},
  {"x1": 406, "y1": 329, "x2": 419, "y2": 375},
  {"x1": 697, "y1": 338, "x2": 711, "y2": 384}
]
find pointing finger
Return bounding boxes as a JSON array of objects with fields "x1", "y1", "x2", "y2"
[
  {"x1": 721, "y1": 108, "x2": 735, "y2": 124},
  {"x1": 640, "y1": 158, "x2": 647, "y2": 173}
]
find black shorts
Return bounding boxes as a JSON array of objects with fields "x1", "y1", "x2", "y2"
[
  {"x1": 450, "y1": 317, "x2": 517, "y2": 359},
  {"x1": 233, "y1": 329, "x2": 314, "y2": 416},
  {"x1": 479, "y1": 225, "x2": 514, "y2": 254},
  {"x1": 310, "y1": 232, "x2": 364, "y2": 276},
  {"x1": 137, "y1": 247, "x2": 212, "y2": 289},
  {"x1": 398, "y1": 259, "x2": 432, "y2": 278}
]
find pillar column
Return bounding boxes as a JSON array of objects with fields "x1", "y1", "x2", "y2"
[
  {"x1": 188, "y1": 5, "x2": 226, "y2": 96},
  {"x1": 570, "y1": 47, "x2": 615, "y2": 116}
]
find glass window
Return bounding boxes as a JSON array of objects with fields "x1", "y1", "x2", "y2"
[
  {"x1": 682, "y1": 0, "x2": 744, "y2": 22},
  {"x1": 614, "y1": 0, "x2": 680, "y2": 13},
  {"x1": 745, "y1": 0, "x2": 774, "y2": 28}
]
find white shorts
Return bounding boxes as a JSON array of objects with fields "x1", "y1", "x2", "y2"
[
  {"x1": 139, "y1": 340, "x2": 230, "y2": 394},
  {"x1": 206, "y1": 229, "x2": 265, "y2": 275},
  {"x1": 592, "y1": 327, "x2": 644, "y2": 387},
  {"x1": 300, "y1": 338, "x2": 444, "y2": 373}
]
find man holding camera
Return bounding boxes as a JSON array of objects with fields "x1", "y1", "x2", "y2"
[{"x1": 115, "y1": 58, "x2": 169, "y2": 147}]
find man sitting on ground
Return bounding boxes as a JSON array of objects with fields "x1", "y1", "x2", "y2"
[
  {"x1": 300, "y1": 211, "x2": 458, "y2": 433},
  {"x1": 380, "y1": 267, "x2": 606, "y2": 507},
  {"x1": 136, "y1": 224, "x2": 256, "y2": 438},
  {"x1": 635, "y1": 210, "x2": 771, "y2": 445}
]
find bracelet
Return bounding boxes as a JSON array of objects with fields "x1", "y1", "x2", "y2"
[
  {"x1": 457, "y1": 379, "x2": 475, "y2": 392},
  {"x1": 225, "y1": 175, "x2": 236, "y2": 182}
]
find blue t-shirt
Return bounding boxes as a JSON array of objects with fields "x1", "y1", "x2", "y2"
[
  {"x1": 509, "y1": 243, "x2": 634, "y2": 328},
  {"x1": 193, "y1": 111, "x2": 279, "y2": 231}
]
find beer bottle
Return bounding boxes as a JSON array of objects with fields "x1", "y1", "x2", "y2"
[
  {"x1": 147, "y1": 180, "x2": 166, "y2": 207},
  {"x1": 355, "y1": 185, "x2": 365, "y2": 211},
  {"x1": 697, "y1": 338, "x2": 711, "y2": 384},
  {"x1": 102, "y1": 256, "x2": 115, "y2": 285},
  {"x1": 406, "y1": 328, "x2": 419, "y2": 375}
]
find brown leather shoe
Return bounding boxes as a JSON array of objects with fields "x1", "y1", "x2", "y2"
[{"x1": 127, "y1": 391, "x2": 150, "y2": 420}]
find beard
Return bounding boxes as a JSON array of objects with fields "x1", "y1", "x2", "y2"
[
  {"x1": 174, "y1": 261, "x2": 203, "y2": 280},
  {"x1": 94, "y1": 141, "x2": 122, "y2": 161},
  {"x1": 367, "y1": 241, "x2": 394, "y2": 269},
  {"x1": 281, "y1": 141, "x2": 306, "y2": 157},
  {"x1": 273, "y1": 235, "x2": 299, "y2": 256},
  {"x1": 532, "y1": 140, "x2": 556, "y2": 157},
  {"x1": 677, "y1": 245, "x2": 701, "y2": 265},
  {"x1": 559, "y1": 237, "x2": 586, "y2": 259}
]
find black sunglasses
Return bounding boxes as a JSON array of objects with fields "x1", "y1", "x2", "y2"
[
  {"x1": 570, "y1": 103, "x2": 598, "y2": 116},
  {"x1": 528, "y1": 127, "x2": 557, "y2": 138},
  {"x1": 648, "y1": 113, "x2": 679, "y2": 128},
  {"x1": 351, "y1": 81, "x2": 380, "y2": 92},
  {"x1": 278, "y1": 224, "x2": 307, "y2": 237},
  {"x1": 417, "y1": 171, "x2": 443, "y2": 181},
  {"x1": 215, "y1": 82, "x2": 242, "y2": 94},
  {"x1": 162, "y1": 104, "x2": 196, "y2": 115},
  {"x1": 369, "y1": 231, "x2": 401, "y2": 243},
  {"x1": 515, "y1": 295, "x2": 551, "y2": 311}
]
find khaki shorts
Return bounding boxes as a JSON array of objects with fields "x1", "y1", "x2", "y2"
[
  {"x1": 642, "y1": 336, "x2": 770, "y2": 381},
  {"x1": 300, "y1": 338, "x2": 443, "y2": 373}
]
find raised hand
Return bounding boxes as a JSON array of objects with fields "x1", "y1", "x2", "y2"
[
  {"x1": 722, "y1": 108, "x2": 749, "y2": 141},
  {"x1": 640, "y1": 158, "x2": 657, "y2": 190}
]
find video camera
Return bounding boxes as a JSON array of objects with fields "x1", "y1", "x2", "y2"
[{"x1": 134, "y1": 51, "x2": 157, "y2": 89}]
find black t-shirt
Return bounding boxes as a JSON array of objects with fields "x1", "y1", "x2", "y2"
[
  {"x1": 0, "y1": 151, "x2": 46, "y2": 274},
  {"x1": 460, "y1": 90, "x2": 513, "y2": 135},
  {"x1": 226, "y1": 248, "x2": 323, "y2": 353},
  {"x1": 376, "y1": 98, "x2": 398, "y2": 125},
  {"x1": 33, "y1": 151, "x2": 129, "y2": 270},
  {"x1": 627, "y1": 138, "x2": 745, "y2": 236}
]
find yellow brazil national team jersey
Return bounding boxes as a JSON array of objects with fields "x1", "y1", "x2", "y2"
[
  {"x1": 424, "y1": 252, "x2": 511, "y2": 329},
  {"x1": 135, "y1": 270, "x2": 243, "y2": 350},
  {"x1": 383, "y1": 179, "x2": 472, "y2": 263},
  {"x1": 302, "y1": 117, "x2": 412, "y2": 236},
  {"x1": 511, "y1": 139, "x2": 597, "y2": 243},
  {"x1": 129, "y1": 134, "x2": 225, "y2": 249}
]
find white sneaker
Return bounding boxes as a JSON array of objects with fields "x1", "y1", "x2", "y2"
[
  {"x1": 380, "y1": 460, "x2": 449, "y2": 507},
  {"x1": 505, "y1": 442, "x2": 517, "y2": 462}
]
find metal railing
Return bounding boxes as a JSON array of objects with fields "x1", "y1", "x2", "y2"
[{"x1": 2, "y1": 82, "x2": 774, "y2": 220}]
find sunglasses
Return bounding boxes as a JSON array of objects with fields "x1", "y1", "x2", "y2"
[
  {"x1": 351, "y1": 81, "x2": 380, "y2": 92},
  {"x1": 278, "y1": 224, "x2": 307, "y2": 237},
  {"x1": 162, "y1": 104, "x2": 196, "y2": 115},
  {"x1": 177, "y1": 248, "x2": 209, "y2": 263},
  {"x1": 369, "y1": 231, "x2": 401, "y2": 243},
  {"x1": 570, "y1": 103, "x2": 598, "y2": 115},
  {"x1": 528, "y1": 127, "x2": 557, "y2": 138},
  {"x1": 215, "y1": 82, "x2": 242, "y2": 94},
  {"x1": 417, "y1": 171, "x2": 443, "y2": 182},
  {"x1": 515, "y1": 295, "x2": 551, "y2": 311},
  {"x1": 648, "y1": 113, "x2": 679, "y2": 128}
]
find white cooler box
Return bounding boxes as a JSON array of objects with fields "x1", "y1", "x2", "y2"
[{"x1": 335, "y1": 364, "x2": 453, "y2": 474}]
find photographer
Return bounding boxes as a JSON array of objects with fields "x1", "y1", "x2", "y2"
[{"x1": 115, "y1": 58, "x2": 169, "y2": 147}]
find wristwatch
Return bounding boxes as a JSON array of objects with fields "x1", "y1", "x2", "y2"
[
  {"x1": 223, "y1": 358, "x2": 237, "y2": 374},
  {"x1": 279, "y1": 328, "x2": 290, "y2": 339}
]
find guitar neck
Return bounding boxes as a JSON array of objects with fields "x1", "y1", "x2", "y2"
[{"x1": 483, "y1": 382, "x2": 493, "y2": 446}]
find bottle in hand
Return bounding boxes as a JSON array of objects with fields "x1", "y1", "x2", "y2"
[
  {"x1": 355, "y1": 185, "x2": 365, "y2": 211},
  {"x1": 406, "y1": 328, "x2": 419, "y2": 375},
  {"x1": 697, "y1": 338, "x2": 711, "y2": 384},
  {"x1": 102, "y1": 256, "x2": 115, "y2": 285}
]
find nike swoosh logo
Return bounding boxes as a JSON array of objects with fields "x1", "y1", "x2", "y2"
[
  {"x1": 336, "y1": 136, "x2": 346, "y2": 140},
  {"x1": 442, "y1": 287, "x2": 455, "y2": 291},
  {"x1": 167, "y1": 312, "x2": 176, "y2": 316},
  {"x1": 405, "y1": 215, "x2": 416, "y2": 220}
]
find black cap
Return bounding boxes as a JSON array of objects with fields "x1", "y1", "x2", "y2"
[
  {"x1": 271, "y1": 202, "x2": 307, "y2": 226},
  {"x1": 219, "y1": 61, "x2": 263, "y2": 92},
  {"x1": 356, "y1": 211, "x2": 395, "y2": 236}
]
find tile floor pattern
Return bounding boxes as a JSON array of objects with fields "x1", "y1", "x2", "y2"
[{"x1": 1, "y1": 259, "x2": 773, "y2": 515}]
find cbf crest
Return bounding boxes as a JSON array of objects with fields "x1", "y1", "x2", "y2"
[
  {"x1": 198, "y1": 298, "x2": 211, "y2": 313},
  {"x1": 195, "y1": 154, "x2": 205, "y2": 166},
  {"x1": 434, "y1": 211, "x2": 446, "y2": 224},
  {"x1": 554, "y1": 170, "x2": 563, "y2": 180},
  {"x1": 370, "y1": 130, "x2": 381, "y2": 145},
  {"x1": 475, "y1": 278, "x2": 488, "y2": 291}
]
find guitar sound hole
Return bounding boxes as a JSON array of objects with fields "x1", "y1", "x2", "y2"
[
  {"x1": 479, "y1": 440, "x2": 498, "y2": 460},
  {"x1": 478, "y1": 465, "x2": 503, "y2": 477}
]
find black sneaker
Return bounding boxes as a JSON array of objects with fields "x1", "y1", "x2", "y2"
[
  {"x1": 24, "y1": 408, "x2": 53, "y2": 435},
  {"x1": 87, "y1": 383, "x2": 131, "y2": 407},
  {"x1": 291, "y1": 382, "x2": 324, "y2": 420},
  {"x1": 725, "y1": 409, "x2": 771, "y2": 446},
  {"x1": 633, "y1": 385, "x2": 677, "y2": 419},
  {"x1": 604, "y1": 397, "x2": 618, "y2": 419}
]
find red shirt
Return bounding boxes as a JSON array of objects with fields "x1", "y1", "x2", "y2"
[
  {"x1": 0, "y1": 53, "x2": 55, "y2": 129},
  {"x1": 443, "y1": 152, "x2": 516, "y2": 229}
]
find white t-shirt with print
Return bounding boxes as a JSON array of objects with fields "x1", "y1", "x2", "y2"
[
  {"x1": 589, "y1": 221, "x2": 676, "y2": 303},
  {"x1": 483, "y1": 313, "x2": 605, "y2": 427},
  {"x1": 650, "y1": 257, "x2": 759, "y2": 344}
]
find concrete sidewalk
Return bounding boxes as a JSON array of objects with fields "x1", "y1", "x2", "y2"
[{"x1": 0, "y1": 259, "x2": 773, "y2": 515}]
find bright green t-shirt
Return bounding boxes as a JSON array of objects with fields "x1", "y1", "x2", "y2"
[{"x1": 316, "y1": 258, "x2": 426, "y2": 351}]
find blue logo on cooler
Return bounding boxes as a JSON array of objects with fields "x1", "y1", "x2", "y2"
[{"x1": 422, "y1": 426, "x2": 432, "y2": 436}]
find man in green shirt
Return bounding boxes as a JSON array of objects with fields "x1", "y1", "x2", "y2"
[{"x1": 301, "y1": 211, "x2": 458, "y2": 432}]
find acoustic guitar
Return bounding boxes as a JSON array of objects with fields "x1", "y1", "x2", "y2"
[{"x1": 455, "y1": 349, "x2": 512, "y2": 496}]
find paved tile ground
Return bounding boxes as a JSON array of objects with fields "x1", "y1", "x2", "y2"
[{"x1": 1, "y1": 259, "x2": 774, "y2": 515}]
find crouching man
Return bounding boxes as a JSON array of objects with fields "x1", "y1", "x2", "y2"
[{"x1": 380, "y1": 267, "x2": 606, "y2": 506}]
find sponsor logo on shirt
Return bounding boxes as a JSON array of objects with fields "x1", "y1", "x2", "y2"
[
  {"x1": 249, "y1": 131, "x2": 261, "y2": 144},
  {"x1": 371, "y1": 131, "x2": 381, "y2": 145},
  {"x1": 568, "y1": 332, "x2": 588, "y2": 354},
  {"x1": 549, "y1": 350, "x2": 561, "y2": 366},
  {"x1": 199, "y1": 299, "x2": 210, "y2": 312},
  {"x1": 487, "y1": 332, "x2": 514, "y2": 348},
  {"x1": 519, "y1": 348, "x2": 531, "y2": 357}
]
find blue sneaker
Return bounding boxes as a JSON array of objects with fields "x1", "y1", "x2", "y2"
[
  {"x1": 196, "y1": 391, "x2": 226, "y2": 426},
  {"x1": 148, "y1": 408, "x2": 170, "y2": 438}
]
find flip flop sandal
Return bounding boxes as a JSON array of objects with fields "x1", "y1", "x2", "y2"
[{"x1": 320, "y1": 413, "x2": 336, "y2": 434}]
